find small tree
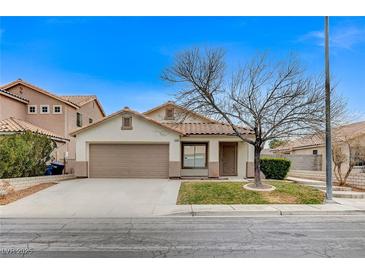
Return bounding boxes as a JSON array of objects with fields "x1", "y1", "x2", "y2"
[
  {"x1": 269, "y1": 139, "x2": 287, "y2": 149},
  {"x1": 0, "y1": 131, "x2": 56, "y2": 178},
  {"x1": 332, "y1": 138, "x2": 365, "y2": 186},
  {"x1": 163, "y1": 48, "x2": 345, "y2": 188}
]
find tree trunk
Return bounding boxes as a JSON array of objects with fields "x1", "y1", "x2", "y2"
[
  {"x1": 254, "y1": 145, "x2": 263, "y2": 187},
  {"x1": 334, "y1": 164, "x2": 343, "y2": 186},
  {"x1": 343, "y1": 164, "x2": 353, "y2": 186}
]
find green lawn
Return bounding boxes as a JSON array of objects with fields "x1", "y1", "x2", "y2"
[{"x1": 177, "y1": 180, "x2": 325, "y2": 204}]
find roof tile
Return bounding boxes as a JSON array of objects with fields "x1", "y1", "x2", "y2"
[
  {"x1": 0, "y1": 117, "x2": 69, "y2": 142},
  {"x1": 163, "y1": 122, "x2": 253, "y2": 136},
  {"x1": 274, "y1": 120, "x2": 365, "y2": 151},
  {"x1": 60, "y1": 95, "x2": 97, "y2": 106}
]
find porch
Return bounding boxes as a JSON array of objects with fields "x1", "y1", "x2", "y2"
[{"x1": 179, "y1": 136, "x2": 254, "y2": 179}]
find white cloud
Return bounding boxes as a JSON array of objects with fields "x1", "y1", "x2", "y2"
[{"x1": 298, "y1": 24, "x2": 365, "y2": 50}]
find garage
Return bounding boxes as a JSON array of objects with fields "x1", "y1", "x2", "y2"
[{"x1": 89, "y1": 144, "x2": 169, "y2": 178}]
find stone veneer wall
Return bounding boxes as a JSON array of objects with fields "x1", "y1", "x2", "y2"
[
  {"x1": 0, "y1": 174, "x2": 76, "y2": 192},
  {"x1": 288, "y1": 169, "x2": 365, "y2": 190}
]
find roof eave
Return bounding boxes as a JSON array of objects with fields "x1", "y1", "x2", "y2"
[
  {"x1": 0, "y1": 90, "x2": 29, "y2": 104},
  {"x1": 0, "y1": 80, "x2": 79, "y2": 109},
  {"x1": 0, "y1": 131, "x2": 69, "y2": 142},
  {"x1": 70, "y1": 109, "x2": 183, "y2": 137}
]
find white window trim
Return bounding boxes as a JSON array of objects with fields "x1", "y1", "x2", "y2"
[
  {"x1": 40, "y1": 105, "x2": 50, "y2": 114},
  {"x1": 28, "y1": 105, "x2": 37, "y2": 114},
  {"x1": 53, "y1": 105, "x2": 63, "y2": 114}
]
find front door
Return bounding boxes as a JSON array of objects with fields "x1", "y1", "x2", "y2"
[{"x1": 219, "y1": 142, "x2": 237, "y2": 176}]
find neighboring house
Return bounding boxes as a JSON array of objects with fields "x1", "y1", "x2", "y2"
[
  {"x1": 0, "y1": 117, "x2": 70, "y2": 144},
  {"x1": 71, "y1": 101, "x2": 255, "y2": 179},
  {"x1": 272, "y1": 121, "x2": 365, "y2": 171},
  {"x1": 0, "y1": 79, "x2": 105, "y2": 172}
]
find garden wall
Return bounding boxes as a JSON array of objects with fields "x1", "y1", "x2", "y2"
[
  {"x1": 288, "y1": 169, "x2": 365, "y2": 190},
  {"x1": 0, "y1": 174, "x2": 76, "y2": 192},
  {"x1": 262, "y1": 154, "x2": 322, "y2": 171}
]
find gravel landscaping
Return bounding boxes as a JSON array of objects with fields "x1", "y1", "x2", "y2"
[{"x1": 0, "y1": 183, "x2": 56, "y2": 205}]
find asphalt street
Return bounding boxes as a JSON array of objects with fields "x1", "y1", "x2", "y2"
[{"x1": 1, "y1": 216, "x2": 365, "y2": 257}]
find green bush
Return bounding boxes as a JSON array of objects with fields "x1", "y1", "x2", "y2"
[
  {"x1": 0, "y1": 131, "x2": 56, "y2": 179},
  {"x1": 260, "y1": 157, "x2": 291, "y2": 180}
]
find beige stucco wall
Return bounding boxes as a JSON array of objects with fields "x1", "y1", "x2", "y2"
[
  {"x1": 0, "y1": 95, "x2": 27, "y2": 120},
  {"x1": 4, "y1": 84, "x2": 104, "y2": 164},
  {"x1": 75, "y1": 113, "x2": 181, "y2": 174},
  {"x1": 290, "y1": 134, "x2": 365, "y2": 172},
  {"x1": 78, "y1": 100, "x2": 105, "y2": 128},
  {"x1": 6, "y1": 85, "x2": 68, "y2": 137},
  {"x1": 64, "y1": 100, "x2": 105, "y2": 160},
  {"x1": 5, "y1": 84, "x2": 71, "y2": 162},
  {"x1": 74, "y1": 110, "x2": 255, "y2": 178},
  {"x1": 180, "y1": 135, "x2": 253, "y2": 178},
  {"x1": 291, "y1": 146, "x2": 326, "y2": 171},
  {"x1": 146, "y1": 106, "x2": 212, "y2": 123}
]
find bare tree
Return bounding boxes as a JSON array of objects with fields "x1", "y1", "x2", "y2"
[
  {"x1": 162, "y1": 48, "x2": 345, "y2": 188},
  {"x1": 333, "y1": 137, "x2": 365, "y2": 186}
]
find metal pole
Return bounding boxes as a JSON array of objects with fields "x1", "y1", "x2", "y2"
[{"x1": 325, "y1": 16, "x2": 333, "y2": 202}]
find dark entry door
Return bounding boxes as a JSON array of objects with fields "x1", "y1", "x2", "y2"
[{"x1": 219, "y1": 142, "x2": 237, "y2": 176}]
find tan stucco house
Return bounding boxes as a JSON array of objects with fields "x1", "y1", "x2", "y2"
[
  {"x1": 71, "y1": 102, "x2": 255, "y2": 179},
  {"x1": 272, "y1": 121, "x2": 365, "y2": 171},
  {"x1": 0, "y1": 79, "x2": 106, "y2": 171}
]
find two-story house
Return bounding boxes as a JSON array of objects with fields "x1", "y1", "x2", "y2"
[{"x1": 0, "y1": 79, "x2": 105, "y2": 173}]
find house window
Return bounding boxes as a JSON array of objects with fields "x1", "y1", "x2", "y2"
[
  {"x1": 165, "y1": 108, "x2": 175, "y2": 120},
  {"x1": 28, "y1": 105, "x2": 37, "y2": 114},
  {"x1": 40, "y1": 105, "x2": 50, "y2": 114},
  {"x1": 313, "y1": 150, "x2": 318, "y2": 155},
  {"x1": 53, "y1": 105, "x2": 62, "y2": 114},
  {"x1": 121, "y1": 116, "x2": 132, "y2": 130},
  {"x1": 89, "y1": 118, "x2": 93, "y2": 124},
  {"x1": 182, "y1": 143, "x2": 207, "y2": 168},
  {"x1": 76, "y1": 112, "x2": 82, "y2": 127}
]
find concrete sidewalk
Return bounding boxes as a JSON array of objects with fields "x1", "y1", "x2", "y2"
[
  {"x1": 154, "y1": 198, "x2": 365, "y2": 216},
  {"x1": 287, "y1": 176, "x2": 365, "y2": 199}
]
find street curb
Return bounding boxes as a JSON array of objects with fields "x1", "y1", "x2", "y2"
[{"x1": 167, "y1": 210, "x2": 365, "y2": 217}]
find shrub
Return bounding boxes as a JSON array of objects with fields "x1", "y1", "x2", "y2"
[
  {"x1": 0, "y1": 131, "x2": 56, "y2": 179},
  {"x1": 260, "y1": 157, "x2": 291, "y2": 180}
]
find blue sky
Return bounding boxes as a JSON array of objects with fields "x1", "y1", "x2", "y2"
[{"x1": 0, "y1": 16, "x2": 364, "y2": 117}]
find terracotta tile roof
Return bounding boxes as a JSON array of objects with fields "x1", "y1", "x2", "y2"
[
  {"x1": 0, "y1": 89, "x2": 29, "y2": 103},
  {"x1": 274, "y1": 120, "x2": 365, "y2": 152},
  {"x1": 60, "y1": 95, "x2": 97, "y2": 106},
  {"x1": 163, "y1": 122, "x2": 254, "y2": 136},
  {"x1": 0, "y1": 117, "x2": 69, "y2": 142},
  {"x1": 273, "y1": 135, "x2": 323, "y2": 152},
  {"x1": 60, "y1": 95, "x2": 106, "y2": 117}
]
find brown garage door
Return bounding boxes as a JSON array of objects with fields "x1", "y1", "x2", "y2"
[{"x1": 89, "y1": 144, "x2": 169, "y2": 178}]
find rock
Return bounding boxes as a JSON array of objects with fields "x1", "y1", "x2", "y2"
[{"x1": 0, "y1": 180, "x2": 15, "y2": 197}]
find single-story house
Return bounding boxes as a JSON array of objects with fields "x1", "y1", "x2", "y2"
[
  {"x1": 272, "y1": 121, "x2": 365, "y2": 171},
  {"x1": 71, "y1": 102, "x2": 255, "y2": 179}
]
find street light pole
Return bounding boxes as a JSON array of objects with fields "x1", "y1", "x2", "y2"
[{"x1": 325, "y1": 16, "x2": 333, "y2": 202}]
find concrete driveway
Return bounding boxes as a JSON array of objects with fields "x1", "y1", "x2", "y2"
[{"x1": 0, "y1": 178, "x2": 181, "y2": 218}]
